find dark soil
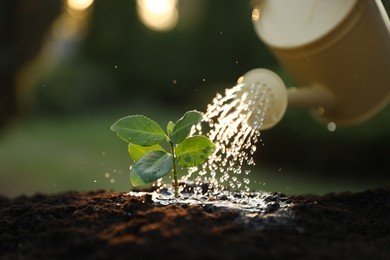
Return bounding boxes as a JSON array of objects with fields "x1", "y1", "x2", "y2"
[{"x1": 1, "y1": 187, "x2": 390, "y2": 259}]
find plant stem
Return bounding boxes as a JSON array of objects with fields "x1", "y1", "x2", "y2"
[{"x1": 169, "y1": 142, "x2": 179, "y2": 198}]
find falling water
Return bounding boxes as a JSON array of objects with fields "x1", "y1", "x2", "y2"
[{"x1": 180, "y1": 81, "x2": 273, "y2": 194}]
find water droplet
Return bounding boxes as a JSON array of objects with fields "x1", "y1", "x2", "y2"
[
  {"x1": 104, "y1": 172, "x2": 110, "y2": 178},
  {"x1": 110, "y1": 178, "x2": 115, "y2": 183},
  {"x1": 251, "y1": 145, "x2": 257, "y2": 152},
  {"x1": 252, "y1": 8, "x2": 260, "y2": 21},
  {"x1": 327, "y1": 122, "x2": 336, "y2": 132}
]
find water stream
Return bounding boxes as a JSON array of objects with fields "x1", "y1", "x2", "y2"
[{"x1": 182, "y1": 81, "x2": 272, "y2": 193}]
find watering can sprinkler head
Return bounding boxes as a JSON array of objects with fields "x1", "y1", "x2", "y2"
[
  {"x1": 247, "y1": 0, "x2": 390, "y2": 130},
  {"x1": 238, "y1": 69, "x2": 287, "y2": 130}
]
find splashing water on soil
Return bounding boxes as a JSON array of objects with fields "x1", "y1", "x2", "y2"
[
  {"x1": 131, "y1": 183, "x2": 296, "y2": 229},
  {"x1": 151, "y1": 183, "x2": 291, "y2": 211}
]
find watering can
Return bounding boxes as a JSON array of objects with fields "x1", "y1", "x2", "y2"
[{"x1": 241, "y1": 0, "x2": 390, "y2": 130}]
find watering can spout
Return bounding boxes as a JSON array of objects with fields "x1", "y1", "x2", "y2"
[
  {"x1": 247, "y1": 0, "x2": 390, "y2": 130},
  {"x1": 286, "y1": 85, "x2": 335, "y2": 110}
]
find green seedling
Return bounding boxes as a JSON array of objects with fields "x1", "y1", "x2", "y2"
[{"x1": 111, "y1": 110, "x2": 215, "y2": 197}]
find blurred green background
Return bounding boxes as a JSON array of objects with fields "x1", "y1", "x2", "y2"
[{"x1": 0, "y1": 0, "x2": 389, "y2": 197}]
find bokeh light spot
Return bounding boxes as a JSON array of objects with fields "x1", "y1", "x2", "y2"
[
  {"x1": 67, "y1": 0, "x2": 94, "y2": 11},
  {"x1": 136, "y1": 0, "x2": 179, "y2": 31}
]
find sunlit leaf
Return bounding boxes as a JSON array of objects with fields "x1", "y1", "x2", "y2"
[
  {"x1": 130, "y1": 150, "x2": 173, "y2": 186},
  {"x1": 166, "y1": 121, "x2": 175, "y2": 137},
  {"x1": 128, "y1": 143, "x2": 165, "y2": 161},
  {"x1": 176, "y1": 135, "x2": 215, "y2": 167},
  {"x1": 170, "y1": 110, "x2": 203, "y2": 144},
  {"x1": 111, "y1": 115, "x2": 167, "y2": 146}
]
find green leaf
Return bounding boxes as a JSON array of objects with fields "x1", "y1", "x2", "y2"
[
  {"x1": 166, "y1": 121, "x2": 175, "y2": 137},
  {"x1": 111, "y1": 115, "x2": 167, "y2": 146},
  {"x1": 170, "y1": 110, "x2": 203, "y2": 144},
  {"x1": 130, "y1": 171, "x2": 146, "y2": 186},
  {"x1": 176, "y1": 135, "x2": 215, "y2": 167},
  {"x1": 128, "y1": 143, "x2": 165, "y2": 161},
  {"x1": 130, "y1": 150, "x2": 173, "y2": 186}
]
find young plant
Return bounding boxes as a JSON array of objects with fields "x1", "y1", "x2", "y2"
[{"x1": 110, "y1": 110, "x2": 215, "y2": 197}]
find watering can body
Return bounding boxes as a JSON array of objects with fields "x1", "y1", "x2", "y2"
[{"x1": 249, "y1": 0, "x2": 390, "y2": 127}]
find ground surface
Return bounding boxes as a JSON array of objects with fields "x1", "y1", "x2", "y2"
[{"x1": 1, "y1": 187, "x2": 390, "y2": 259}]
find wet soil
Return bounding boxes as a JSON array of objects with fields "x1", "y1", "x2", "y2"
[{"x1": 1, "y1": 187, "x2": 390, "y2": 259}]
